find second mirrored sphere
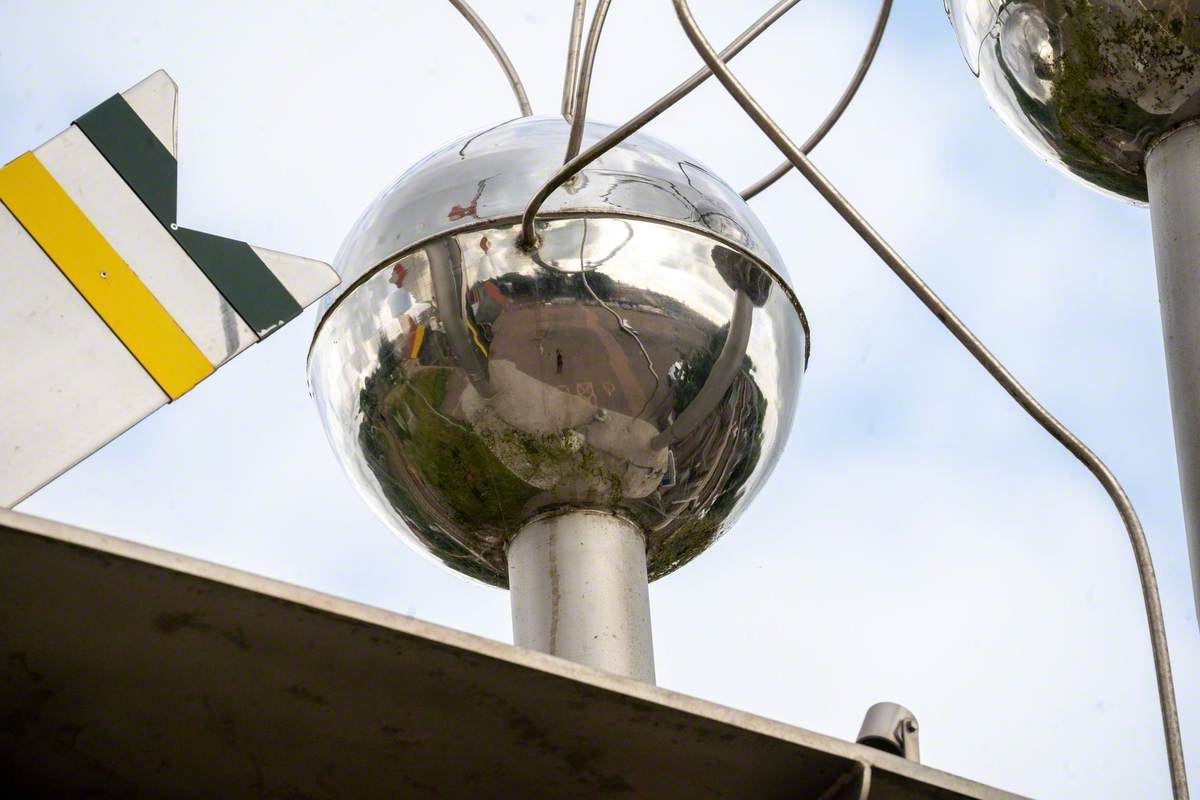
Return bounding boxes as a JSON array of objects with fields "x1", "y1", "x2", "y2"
[{"x1": 947, "y1": 0, "x2": 1200, "y2": 201}]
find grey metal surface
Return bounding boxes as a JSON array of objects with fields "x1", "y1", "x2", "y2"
[
  {"x1": 675, "y1": 2, "x2": 1190, "y2": 796},
  {"x1": 0, "y1": 204, "x2": 167, "y2": 507},
  {"x1": 309, "y1": 116, "x2": 806, "y2": 588},
  {"x1": 1147, "y1": 120, "x2": 1200, "y2": 628},
  {"x1": 0, "y1": 507, "x2": 1030, "y2": 799},
  {"x1": 945, "y1": 0, "x2": 1200, "y2": 202},
  {"x1": 509, "y1": 510, "x2": 655, "y2": 682},
  {"x1": 858, "y1": 702, "x2": 920, "y2": 763},
  {"x1": 316, "y1": 115, "x2": 794, "y2": 317},
  {"x1": 822, "y1": 764, "x2": 872, "y2": 800},
  {"x1": 309, "y1": 215, "x2": 805, "y2": 588}
]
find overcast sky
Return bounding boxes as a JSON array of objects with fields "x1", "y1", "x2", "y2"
[{"x1": 3, "y1": 1, "x2": 1198, "y2": 796}]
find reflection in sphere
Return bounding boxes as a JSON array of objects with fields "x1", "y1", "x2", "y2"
[
  {"x1": 308, "y1": 117, "x2": 808, "y2": 587},
  {"x1": 946, "y1": 0, "x2": 1200, "y2": 201}
]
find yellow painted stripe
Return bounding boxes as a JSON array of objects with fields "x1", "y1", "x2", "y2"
[
  {"x1": 0, "y1": 152, "x2": 211, "y2": 398},
  {"x1": 408, "y1": 325, "x2": 426, "y2": 360},
  {"x1": 467, "y1": 318, "x2": 489, "y2": 356}
]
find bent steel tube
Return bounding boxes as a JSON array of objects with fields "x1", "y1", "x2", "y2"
[
  {"x1": 672, "y1": 1, "x2": 1190, "y2": 797},
  {"x1": 448, "y1": 0, "x2": 533, "y2": 117},
  {"x1": 562, "y1": 0, "x2": 588, "y2": 119},
  {"x1": 565, "y1": 0, "x2": 615, "y2": 163},
  {"x1": 427, "y1": 238, "x2": 496, "y2": 399},
  {"x1": 652, "y1": 290, "x2": 752, "y2": 448},
  {"x1": 518, "y1": 0, "x2": 802, "y2": 248},
  {"x1": 1147, "y1": 122, "x2": 1200, "y2": 631},
  {"x1": 741, "y1": 0, "x2": 892, "y2": 201}
]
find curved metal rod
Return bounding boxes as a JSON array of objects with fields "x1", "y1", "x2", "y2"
[
  {"x1": 651, "y1": 290, "x2": 752, "y2": 448},
  {"x1": 562, "y1": 0, "x2": 588, "y2": 119},
  {"x1": 741, "y1": 0, "x2": 892, "y2": 201},
  {"x1": 564, "y1": 0, "x2": 614, "y2": 164},
  {"x1": 428, "y1": 238, "x2": 495, "y2": 399},
  {"x1": 672, "y1": 2, "x2": 1191, "y2": 797},
  {"x1": 518, "y1": 0, "x2": 802, "y2": 248},
  {"x1": 448, "y1": 0, "x2": 532, "y2": 117}
]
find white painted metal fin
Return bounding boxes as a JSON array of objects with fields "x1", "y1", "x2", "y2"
[
  {"x1": 0, "y1": 203, "x2": 167, "y2": 508},
  {"x1": 121, "y1": 69, "x2": 178, "y2": 158},
  {"x1": 251, "y1": 246, "x2": 340, "y2": 308}
]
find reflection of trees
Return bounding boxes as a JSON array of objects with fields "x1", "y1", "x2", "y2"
[
  {"x1": 668, "y1": 322, "x2": 755, "y2": 416},
  {"x1": 995, "y1": 0, "x2": 1200, "y2": 199},
  {"x1": 357, "y1": 338, "x2": 536, "y2": 587},
  {"x1": 647, "y1": 324, "x2": 767, "y2": 578},
  {"x1": 488, "y1": 269, "x2": 699, "y2": 325},
  {"x1": 488, "y1": 270, "x2": 618, "y2": 302},
  {"x1": 350, "y1": 255, "x2": 775, "y2": 584}
]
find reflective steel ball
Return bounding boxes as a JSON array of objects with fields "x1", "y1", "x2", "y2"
[
  {"x1": 947, "y1": 0, "x2": 1200, "y2": 201},
  {"x1": 308, "y1": 117, "x2": 808, "y2": 586}
]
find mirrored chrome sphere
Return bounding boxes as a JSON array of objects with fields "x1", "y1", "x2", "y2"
[
  {"x1": 947, "y1": 0, "x2": 1200, "y2": 201},
  {"x1": 308, "y1": 117, "x2": 808, "y2": 587}
]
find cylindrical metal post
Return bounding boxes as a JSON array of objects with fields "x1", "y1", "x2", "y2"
[
  {"x1": 1147, "y1": 120, "x2": 1200, "y2": 626},
  {"x1": 507, "y1": 510, "x2": 655, "y2": 682}
]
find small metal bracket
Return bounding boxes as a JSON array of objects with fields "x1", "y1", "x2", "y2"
[
  {"x1": 815, "y1": 762, "x2": 871, "y2": 800},
  {"x1": 857, "y1": 702, "x2": 920, "y2": 763}
]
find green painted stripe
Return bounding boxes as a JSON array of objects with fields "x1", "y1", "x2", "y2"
[
  {"x1": 76, "y1": 95, "x2": 177, "y2": 226},
  {"x1": 75, "y1": 94, "x2": 301, "y2": 336},
  {"x1": 173, "y1": 227, "x2": 300, "y2": 336}
]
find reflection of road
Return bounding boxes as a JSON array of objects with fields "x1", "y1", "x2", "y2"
[
  {"x1": 487, "y1": 301, "x2": 710, "y2": 424},
  {"x1": 581, "y1": 305, "x2": 648, "y2": 413}
]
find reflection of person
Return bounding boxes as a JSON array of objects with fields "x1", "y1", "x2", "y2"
[
  {"x1": 402, "y1": 318, "x2": 427, "y2": 362},
  {"x1": 389, "y1": 262, "x2": 408, "y2": 288},
  {"x1": 385, "y1": 261, "x2": 430, "y2": 363}
]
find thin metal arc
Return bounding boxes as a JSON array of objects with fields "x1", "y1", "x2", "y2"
[
  {"x1": 518, "y1": 0, "x2": 801, "y2": 248},
  {"x1": 448, "y1": 0, "x2": 533, "y2": 117},
  {"x1": 565, "y1": 0, "x2": 614, "y2": 163},
  {"x1": 651, "y1": 289, "x2": 752, "y2": 448},
  {"x1": 741, "y1": 0, "x2": 892, "y2": 201},
  {"x1": 562, "y1": 0, "x2": 588, "y2": 119},
  {"x1": 671, "y1": 2, "x2": 1190, "y2": 798}
]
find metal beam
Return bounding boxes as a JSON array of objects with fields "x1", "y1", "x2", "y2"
[
  {"x1": 0, "y1": 507, "x2": 1029, "y2": 799},
  {"x1": 1147, "y1": 120, "x2": 1200, "y2": 630}
]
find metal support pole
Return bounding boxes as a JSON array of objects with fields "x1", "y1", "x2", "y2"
[
  {"x1": 508, "y1": 510, "x2": 655, "y2": 683},
  {"x1": 1147, "y1": 119, "x2": 1200, "y2": 626}
]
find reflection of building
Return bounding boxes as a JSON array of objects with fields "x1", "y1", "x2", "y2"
[{"x1": 351, "y1": 260, "x2": 768, "y2": 586}]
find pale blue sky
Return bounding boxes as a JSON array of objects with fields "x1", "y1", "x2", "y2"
[{"x1": 3, "y1": 1, "x2": 1197, "y2": 796}]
